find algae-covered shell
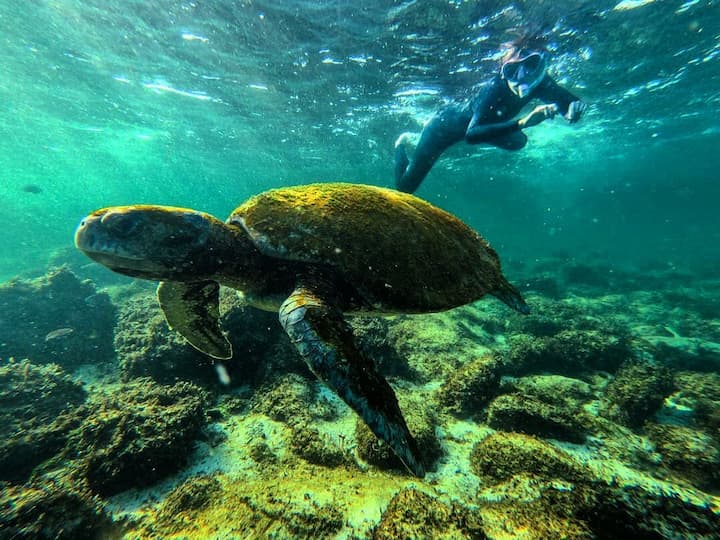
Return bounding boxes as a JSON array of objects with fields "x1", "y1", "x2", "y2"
[{"x1": 228, "y1": 182, "x2": 510, "y2": 311}]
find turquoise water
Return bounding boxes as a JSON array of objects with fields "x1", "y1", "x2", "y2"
[
  {"x1": 2, "y1": 1, "x2": 720, "y2": 538},
  {"x1": 1, "y1": 0, "x2": 718, "y2": 279}
]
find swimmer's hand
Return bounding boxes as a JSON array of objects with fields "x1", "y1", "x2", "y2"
[
  {"x1": 518, "y1": 104, "x2": 558, "y2": 129},
  {"x1": 565, "y1": 100, "x2": 587, "y2": 124}
]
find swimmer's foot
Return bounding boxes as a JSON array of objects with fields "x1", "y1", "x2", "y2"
[
  {"x1": 394, "y1": 132, "x2": 414, "y2": 148},
  {"x1": 394, "y1": 141, "x2": 410, "y2": 182}
]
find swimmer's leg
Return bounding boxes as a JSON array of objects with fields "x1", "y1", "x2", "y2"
[
  {"x1": 395, "y1": 108, "x2": 467, "y2": 193},
  {"x1": 395, "y1": 146, "x2": 439, "y2": 194}
]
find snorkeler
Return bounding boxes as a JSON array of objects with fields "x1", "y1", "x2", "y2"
[{"x1": 394, "y1": 40, "x2": 587, "y2": 193}]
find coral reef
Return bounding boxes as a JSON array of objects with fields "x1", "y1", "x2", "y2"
[
  {"x1": 0, "y1": 267, "x2": 116, "y2": 371},
  {"x1": 2, "y1": 258, "x2": 720, "y2": 539},
  {"x1": 373, "y1": 488, "x2": 485, "y2": 539},
  {"x1": 0, "y1": 360, "x2": 86, "y2": 483},
  {"x1": 66, "y1": 378, "x2": 210, "y2": 496}
]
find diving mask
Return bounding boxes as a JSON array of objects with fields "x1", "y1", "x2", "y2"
[{"x1": 501, "y1": 51, "x2": 548, "y2": 98}]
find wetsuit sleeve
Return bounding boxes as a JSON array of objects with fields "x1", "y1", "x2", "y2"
[
  {"x1": 465, "y1": 109, "x2": 521, "y2": 144},
  {"x1": 536, "y1": 77, "x2": 581, "y2": 116},
  {"x1": 464, "y1": 78, "x2": 522, "y2": 144}
]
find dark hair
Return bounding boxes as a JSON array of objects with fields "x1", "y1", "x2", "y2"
[{"x1": 499, "y1": 31, "x2": 549, "y2": 65}]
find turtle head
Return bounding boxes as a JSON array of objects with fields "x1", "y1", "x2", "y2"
[{"x1": 75, "y1": 205, "x2": 231, "y2": 281}]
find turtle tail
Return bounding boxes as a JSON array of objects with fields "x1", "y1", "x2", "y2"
[{"x1": 492, "y1": 278, "x2": 530, "y2": 314}]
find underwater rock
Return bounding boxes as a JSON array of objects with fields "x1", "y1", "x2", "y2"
[
  {"x1": 116, "y1": 289, "x2": 296, "y2": 386},
  {"x1": 478, "y1": 475, "x2": 594, "y2": 539},
  {"x1": 248, "y1": 440, "x2": 278, "y2": 464},
  {"x1": 0, "y1": 479, "x2": 115, "y2": 540},
  {"x1": 674, "y1": 371, "x2": 720, "y2": 432},
  {"x1": 0, "y1": 267, "x2": 116, "y2": 371},
  {"x1": 251, "y1": 373, "x2": 338, "y2": 427},
  {"x1": 644, "y1": 332, "x2": 720, "y2": 372},
  {"x1": 115, "y1": 293, "x2": 218, "y2": 385},
  {"x1": 561, "y1": 261, "x2": 615, "y2": 289},
  {"x1": 600, "y1": 361, "x2": 674, "y2": 428},
  {"x1": 155, "y1": 474, "x2": 222, "y2": 532},
  {"x1": 505, "y1": 330, "x2": 633, "y2": 376},
  {"x1": 479, "y1": 472, "x2": 720, "y2": 539},
  {"x1": 674, "y1": 371, "x2": 720, "y2": 402},
  {"x1": 646, "y1": 424, "x2": 720, "y2": 492},
  {"x1": 47, "y1": 246, "x2": 129, "y2": 289},
  {"x1": 387, "y1": 309, "x2": 490, "y2": 381},
  {"x1": 67, "y1": 378, "x2": 209, "y2": 496},
  {"x1": 373, "y1": 488, "x2": 485, "y2": 540},
  {"x1": 506, "y1": 295, "x2": 632, "y2": 339},
  {"x1": 470, "y1": 432, "x2": 591, "y2": 485},
  {"x1": 578, "y1": 481, "x2": 720, "y2": 539},
  {"x1": 351, "y1": 316, "x2": 416, "y2": 380},
  {"x1": 473, "y1": 431, "x2": 720, "y2": 539},
  {"x1": 289, "y1": 426, "x2": 349, "y2": 468},
  {"x1": 504, "y1": 374, "x2": 595, "y2": 409},
  {"x1": 230, "y1": 489, "x2": 344, "y2": 538},
  {"x1": 436, "y1": 354, "x2": 502, "y2": 418},
  {"x1": 519, "y1": 274, "x2": 563, "y2": 299},
  {"x1": 0, "y1": 360, "x2": 86, "y2": 483},
  {"x1": 485, "y1": 393, "x2": 586, "y2": 443},
  {"x1": 546, "y1": 330, "x2": 634, "y2": 374},
  {"x1": 356, "y1": 394, "x2": 442, "y2": 473},
  {"x1": 505, "y1": 297, "x2": 583, "y2": 337},
  {"x1": 662, "y1": 287, "x2": 720, "y2": 320}
]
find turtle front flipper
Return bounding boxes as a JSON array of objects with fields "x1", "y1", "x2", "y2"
[
  {"x1": 279, "y1": 285, "x2": 425, "y2": 477},
  {"x1": 157, "y1": 281, "x2": 232, "y2": 359}
]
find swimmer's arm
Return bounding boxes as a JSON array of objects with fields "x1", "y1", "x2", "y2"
[
  {"x1": 536, "y1": 77, "x2": 586, "y2": 122},
  {"x1": 465, "y1": 110, "x2": 522, "y2": 144}
]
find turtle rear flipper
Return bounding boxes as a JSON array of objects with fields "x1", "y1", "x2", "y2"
[
  {"x1": 157, "y1": 281, "x2": 232, "y2": 359},
  {"x1": 280, "y1": 284, "x2": 425, "y2": 477},
  {"x1": 492, "y1": 277, "x2": 530, "y2": 314}
]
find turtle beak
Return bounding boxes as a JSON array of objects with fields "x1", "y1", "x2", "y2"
[
  {"x1": 75, "y1": 209, "x2": 142, "y2": 259},
  {"x1": 74, "y1": 208, "x2": 157, "y2": 277}
]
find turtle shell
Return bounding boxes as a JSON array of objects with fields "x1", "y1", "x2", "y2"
[{"x1": 228, "y1": 183, "x2": 508, "y2": 311}]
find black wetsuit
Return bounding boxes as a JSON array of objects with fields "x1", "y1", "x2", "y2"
[{"x1": 395, "y1": 74, "x2": 581, "y2": 193}]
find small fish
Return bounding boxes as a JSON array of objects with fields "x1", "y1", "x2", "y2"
[
  {"x1": 22, "y1": 184, "x2": 43, "y2": 194},
  {"x1": 45, "y1": 327, "x2": 74, "y2": 341}
]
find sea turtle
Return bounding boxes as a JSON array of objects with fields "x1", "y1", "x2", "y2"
[{"x1": 74, "y1": 182, "x2": 528, "y2": 476}]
